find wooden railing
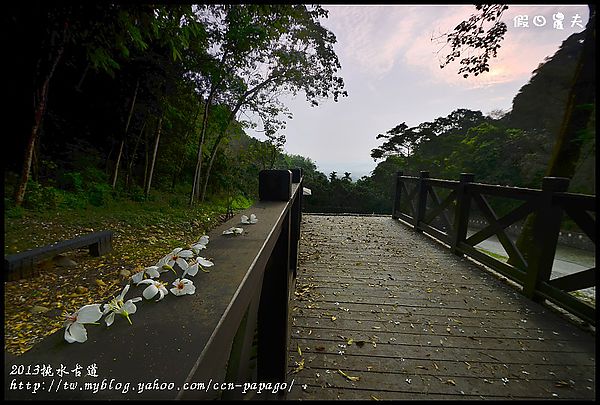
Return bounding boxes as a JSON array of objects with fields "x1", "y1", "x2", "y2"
[
  {"x1": 4, "y1": 169, "x2": 304, "y2": 400},
  {"x1": 392, "y1": 171, "x2": 596, "y2": 325}
]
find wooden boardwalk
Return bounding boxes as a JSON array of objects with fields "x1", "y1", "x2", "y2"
[{"x1": 287, "y1": 215, "x2": 595, "y2": 400}]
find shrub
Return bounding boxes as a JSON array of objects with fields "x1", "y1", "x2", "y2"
[
  {"x1": 88, "y1": 183, "x2": 112, "y2": 207},
  {"x1": 59, "y1": 172, "x2": 84, "y2": 192},
  {"x1": 5, "y1": 206, "x2": 25, "y2": 219},
  {"x1": 128, "y1": 185, "x2": 146, "y2": 202},
  {"x1": 61, "y1": 191, "x2": 88, "y2": 209},
  {"x1": 81, "y1": 166, "x2": 108, "y2": 184},
  {"x1": 23, "y1": 181, "x2": 62, "y2": 211}
]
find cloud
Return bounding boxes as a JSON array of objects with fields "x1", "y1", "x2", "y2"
[
  {"x1": 324, "y1": 5, "x2": 589, "y2": 89},
  {"x1": 401, "y1": 5, "x2": 589, "y2": 89},
  {"x1": 324, "y1": 6, "x2": 420, "y2": 77}
]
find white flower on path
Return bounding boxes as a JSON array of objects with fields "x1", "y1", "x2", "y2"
[
  {"x1": 138, "y1": 279, "x2": 169, "y2": 302},
  {"x1": 103, "y1": 284, "x2": 142, "y2": 326},
  {"x1": 183, "y1": 256, "x2": 214, "y2": 277},
  {"x1": 163, "y1": 248, "x2": 193, "y2": 272},
  {"x1": 223, "y1": 227, "x2": 244, "y2": 235},
  {"x1": 64, "y1": 304, "x2": 103, "y2": 343},
  {"x1": 241, "y1": 214, "x2": 258, "y2": 224},
  {"x1": 170, "y1": 278, "x2": 196, "y2": 296},
  {"x1": 131, "y1": 264, "x2": 162, "y2": 284},
  {"x1": 190, "y1": 235, "x2": 209, "y2": 255}
]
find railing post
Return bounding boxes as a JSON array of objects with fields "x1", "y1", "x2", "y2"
[
  {"x1": 256, "y1": 169, "x2": 292, "y2": 387},
  {"x1": 451, "y1": 173, "x2": 474, "y2": 255},
  {"x1": 392, "y1": 171, "x2": 403, "y2": 219},
  {"x1": 259, "y1": 170, "x2": 292, "y2": 201},
  {"x1": 414, "y1": 171, "x2": 429, "y2": 232},
  {"x1": 290, "y1": 168, "x2": 302, "y2": 290},
  {"x1": 523, "y1": 176, "x2": 570, "y2": 300}
]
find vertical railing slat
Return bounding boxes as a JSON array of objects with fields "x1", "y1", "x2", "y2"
[{"x1": 414, "y1": 171, "x2": 429, "y2": 232}]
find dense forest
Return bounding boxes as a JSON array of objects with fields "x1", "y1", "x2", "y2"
[
  {"x1": 5, "y1": 4, "x2": 346, "y2": 214},
  {"x1": 4, "y1": 5, "x2": 594, "y2": 219}
]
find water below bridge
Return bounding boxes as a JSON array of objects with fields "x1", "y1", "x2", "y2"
[
  {"x1": 469, "y1": 228, "x2": 595, "y2": 300},
  {"x1": 287, "y1": 214, "x2": 595, "y2": 400}
]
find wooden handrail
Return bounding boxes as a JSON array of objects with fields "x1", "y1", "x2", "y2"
[
  {"x1": 4, "y1": 169, "x2": 304, "y2": 400},
  {"x1": 392, "y1": 171, "x2": 596, "y2": 325}
]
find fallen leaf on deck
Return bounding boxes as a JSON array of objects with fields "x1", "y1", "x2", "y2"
[
  {"x1": 292, "y1": 358, "x2": 305, "y2": 374},
  {"x1": 555, "y1": 380, "x2": 574, "y2": 388},
  {"x1": 444, "y1": 379, "x2": 456, "y2": 386},
  {"x1": 338, "y1": 369, "x2": 360, "y2": 382}
]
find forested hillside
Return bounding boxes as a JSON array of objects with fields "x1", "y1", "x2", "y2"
[
  {"x1": 5, "y1": 4, "x2": 346, "y2": 214},
  {"x1": 300, "y1": 31, "x2": 595, "y2": 214}
]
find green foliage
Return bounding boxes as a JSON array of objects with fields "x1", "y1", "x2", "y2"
[
  {"x1": 81, "y1": 166, "x2": 109, "y2": 184},
  {"x1": 5, "y1": 206, "x2": 26, "y2": 220},
  {"x1": 128, "y1": 185, "x2": 147, "y2": 202},
  {"x1": 88, "y1": 183, "x2": 113, "y2": 207},
  {"x1": 23, "y1": 181, "x2": 62, "y2": 211},
  {"x1": 436, "y1": 5, "x2": 509, "y2": 78},
  {"x1": 58, "y1": 171, "x2": 84, "y2": 192},
  {"x1": 230, "y1": 195, "x2": 253, "y2": 210}
]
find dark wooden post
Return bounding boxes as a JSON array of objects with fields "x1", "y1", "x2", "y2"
[
  {"x1": 523, "y1": 177, "x2": 570, "y2": 300},
  {"x1": 451, "y1": 173, "x2": 474, "y2": 255},
  {"x1": 222, "y1": 294, "x2": 261, "y2": 400},
  {"x1": 392, "y1": 171, "x2": 403, "y2": 219},
  {"x1": 259, "y1": 170, "x2": 292, "y2": 201},
  {"x1": 290, "y1": 168, "x2": 302, "y2": 288},
  {"x1": 256, "y1": 169, "x2": 292, "y2": 385},
  {"x1": 414, "y1": 171, "x2": 429, "y2": 232}
]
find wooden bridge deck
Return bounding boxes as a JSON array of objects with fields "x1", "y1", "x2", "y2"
[{"x1": 287, "y1": 215, "x2": 595, "y2": 400}]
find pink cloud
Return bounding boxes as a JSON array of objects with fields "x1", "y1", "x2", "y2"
[
  {"x1": 402, "y1": 5, "x2": 589, "y2": 88},
  {"x1": 324, "y1": 5, "x2": 589, "y2": 89}
]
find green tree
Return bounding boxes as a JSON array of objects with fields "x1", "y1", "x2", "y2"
[
  {"x1": 10, "y1": 4, "x2": 203, "y2": 205},
  {"x1": 197, "y1": 4, "x2": 347, "y2": 202},
  {"x1": 437, "y1": 4, "x2": 596, "y2": 266}
]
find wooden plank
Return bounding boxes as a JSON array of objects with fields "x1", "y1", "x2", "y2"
[
  {"x1": 420, "y1": 223, "x2": 452, "y2": 245},
  {"x1": 424, "y1": 186, "x2": 456, "y2": 231},
  {"x1": 290, "y1": 215, "x2": 596, "y2": 400},
  {"x1": 470, "y1": 193, "x2": 528, "y2": 270},
  {"x1": 563, "y1": 205, "x2": 596, "y2": 244},
  {"x1": 426, "y1": 178, "x2": 459, "y2": 189},
  {"x1": 549, "y1": 268, "x2": 596, "y2": 292},
  {"x1": 459, "y1": 243, "x2": 527, "y2": 284},
  {"x1": 553, "y1": 192, "x2": 596, "y2": 211},
  {"x1": 291, "y1": 307, "x2": 594, "y2": 337},
  {"x1": 468, "y1": 183, "x2": 541, "y2": 201},
  {"x1": 465, "y1": 200, "x2": 535, "y2": 247}
]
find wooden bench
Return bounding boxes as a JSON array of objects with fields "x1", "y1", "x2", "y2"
[{"x1": 4, "y1": 231, "x2": 113, "y2": 281}]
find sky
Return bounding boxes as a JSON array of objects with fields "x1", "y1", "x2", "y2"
[{"x1": 247, "y1": 4, "x2": 590, "y2": 180}]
